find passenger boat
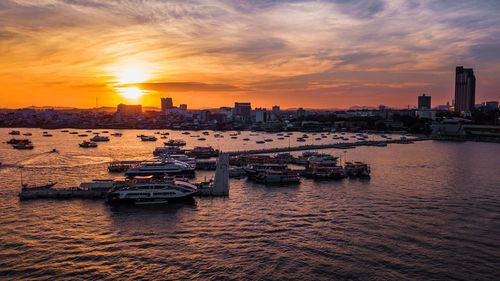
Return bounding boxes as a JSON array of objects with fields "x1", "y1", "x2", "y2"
[
  {"x1": 106, "y1": 177, "x2": 198, "y2": 205},
  {"x1": 69, "y1": 132, "x2": 78, "y2": 134},
  {"x1": 244, "y1": 163, "x2": 290, "y2": 180},
  {"x1": 164, "y1": 139, "x2": 186, "y2": 146},
  {"x1": 111, "y1": 132, "x2": 122, "y2": 137},
  {"x1": 125, "y1": 158, "x2": 195, "y2": 178},
  {"x1": 8, "y1": 130, "x2": 20, "y2": 135},
  {"x1": 229, "y1": 167, "x2": 246, "y2": 178},
  {"x1": 23, "y1": 133, "x2": 32, "y2": 136},
  {"x1": 202, "y1": 131, "x2": 210, "y2": 135},
  {"x1": 296, "y1": 138, "x2": 306, "y2": 142},
  {"x1": 153, "y1": 146, "x2": 185, "y2": 156},
  {"x1": 140, "y1": 135, "x2": 157, "y2": 141},
  {"x1": 256, "y1": 140, "x2": 265, "y2": 144},
  {"x1": 90, "y1": 135, "x2": 109, "y2": 142},
  {"x1": 243, "y1": 138, "x2": 250, "y2": 141},
  {"x1": 78, "y1": 134, "x2": 88, "y2": 137},
  {"x1": 42, "y1": 133, "x2": 53, "y2": 137},
  {"x1": 102, "y1": 131, "x2": 109, "y2": 133},
  {"x1": 307, "y1": 156, "x2": 345, "y2": 179},
  {"x1": 255, "y1": 170, "x2": 300, "y2": 184},
  {"x1": 264, "y1": 139, "x2": 273, "y2": 142},
  {"x1": 159, "y1": 155, "x2": 196, "y2": 168},
  {"x1": 182, "y1": 132, "x2": 191, "y2": 135},
  {"x1": 185, "y1": 146, "x2": 219, "y2": 159},
  {"x1": 61, "y1": 130, "x2": 69, "y2": 132},
  {"x1": 344, "y1": 162, "x2": 371, "y2": 177},
  {"x1": 198, "y1": 137, "x2": 206, "y2": 141},
  {"x1": 79, "y1": 141, "x2": 98, "y2": 148}
]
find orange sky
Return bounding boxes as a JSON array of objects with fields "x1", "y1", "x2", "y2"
[{"x1": 1, "y1": 0, "x2": 499, "y2": 109}]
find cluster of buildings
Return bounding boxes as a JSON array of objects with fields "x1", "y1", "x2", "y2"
[{"x1": 0, "y1": 66, "x2": 498, "y2": 133}]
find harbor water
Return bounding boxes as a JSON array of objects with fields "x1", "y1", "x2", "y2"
[{"x1": 0, "y1": 128, "x2": 499, "y2": 280}]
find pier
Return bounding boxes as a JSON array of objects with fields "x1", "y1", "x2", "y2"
[{"x1": 225, "y1": 137, "x2": 427, "y2": 156}]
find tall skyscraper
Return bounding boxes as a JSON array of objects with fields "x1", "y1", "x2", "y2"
[
  {"x1": 418, "y1": 93, "x2": 431, "y2": 110},
  {"x1": 455, "y1": 66, "x2": 476, "y2": 113},
  {"x1": 161, "y1": 97, "x2": 173, "y2": 114}
]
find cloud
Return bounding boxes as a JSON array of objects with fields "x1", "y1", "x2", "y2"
[
  {"x1": 1, "y1": 0, "x2": 500, "y2": 108},
  {"x1": 129, "y1": 82, "x2": 242, "y2": 92}
]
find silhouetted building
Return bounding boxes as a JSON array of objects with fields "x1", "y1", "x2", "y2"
[
  {"x1": 255, "y1": 108, "x2": 267, "y2": 123},
  {"x1": 117, "y1": 104, "x2": 142, "y2": 118},
  {"x1": 486, "y1": 101, "x2": 499, "y2": 111},
  {"x1": 418, "y1": 93, "x2": 431, "y2": 110},
  {"x1": 234, "y1": 102, "x2": 251, "y2": 116},
  {"x1": 199, "y1": 110, "x2": 211, "y2": 122},
  {"x1": 455, "y1": 66, "x2": 476, "y2": 113},
  {"x1": 179, "y1": 104, "x2": 187, "y2": 111},
  {"x1": 272, "y1": 105, "x2": 280, "y2": 112},
  {"x1": 161, "y1": 98, "x2": 173, "y2": 114}
]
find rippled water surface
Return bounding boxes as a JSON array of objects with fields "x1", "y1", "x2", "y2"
[{"x1": 1, "y1": 128, "x2": 499, "y2": 280}]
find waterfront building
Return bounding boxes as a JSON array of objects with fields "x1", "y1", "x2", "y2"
[
  {"x1": 455, "y1": 66, "x2": 476, "y2": 113},
  {"x1": 117, "y1": 104, "x2": 142, "y2": 118},
  {"x1": 234, "y1": 102, "x2": 251, "y2": 117},
  {"x1": 418, "y1": 93, "x2": 431, "y2": 110}
]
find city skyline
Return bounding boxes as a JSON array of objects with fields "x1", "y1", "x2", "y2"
[{"x1": 1, "y1": 1, "x2": 500, "y2": 109}]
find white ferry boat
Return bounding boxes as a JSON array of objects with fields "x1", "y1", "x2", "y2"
[
  {"x1": 106, "y1": 177, "x2": 198, "y2": 204},
  {"x1": 125, "y1": 158, "x2": 195, "y2": 178}
]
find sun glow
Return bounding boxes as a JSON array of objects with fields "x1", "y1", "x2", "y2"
[
  {"x1": 119, "y1": 86, "x2": 144, "y2": 100},
  {"x1": 117, "y1": 66, "x2": 149, "y2": 84}
]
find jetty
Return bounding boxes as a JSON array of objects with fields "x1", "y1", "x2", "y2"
[{"x1": 225, "y1": 137, "x2": 427, "y2": 156}]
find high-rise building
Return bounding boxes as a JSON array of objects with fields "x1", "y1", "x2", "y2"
[
  {"x1": 179, "y1": 104, "x2": 187, "y2": 111},
  {"x1": 455, "y1": 66, "x2": 476, "y2": 113},
  {"x1": 234, "y1": 102, "x2": 251, "y2": 116},
  {"x1": 272, "y1": 105, "x2": 280, "y2": 112},
  {"x1": 255, "y1": 108, "x2": 267, "y2": 123},
  {"x1": 161, "y1": 98, "x2": 173, "y2": 115},
  {"x1": 418, "y1": 93, "x2": 431, "y2": 110}
]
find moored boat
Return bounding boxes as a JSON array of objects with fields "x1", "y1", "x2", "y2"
[
  {"x1": 185, "y1": 146, "x2": 219, "y2": 159},
  {"x1": 79, "y1": 141, "x2": 98, "y2": 148},
  {"x1": 164, "y1": 139, "x2": 186, "y2": 147},
  {"x1": 106, "y1": 177, "x2": 198, "y2": 205},
  {"x1": 90, "y1": 135, "x2": 109, "y2": 142}
]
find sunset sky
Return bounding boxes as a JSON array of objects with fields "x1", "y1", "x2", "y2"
[{"x1": 1, "y1": 0, "x2": 499, "y2": 109}]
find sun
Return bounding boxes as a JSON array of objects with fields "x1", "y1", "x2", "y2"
[{"x1": 119, "y1": 86, "x2": 144, "y2": 100}]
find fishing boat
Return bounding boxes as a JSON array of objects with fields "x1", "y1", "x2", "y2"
[
  {"x1": 164, "y1": 139, "x2": 186, "y2": 147},
  {"x1": 90, "y1": 135, "x2": 109, "y2": 142},
  {"x1": 7, "y1": 138, "x2": 30, "y2": 144},
  {"x1": 106, "y1": 177, "x2": 198, "y2": 205},
  {"x1": 13, "y1": 142, "x2": 34, "y2": 149},
  {"x1": 140, "y1": 135, "x2": 157, "y2": 141},
  {"x1": 79, "y1": 141, "x2": 98, "y2": 148}
]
